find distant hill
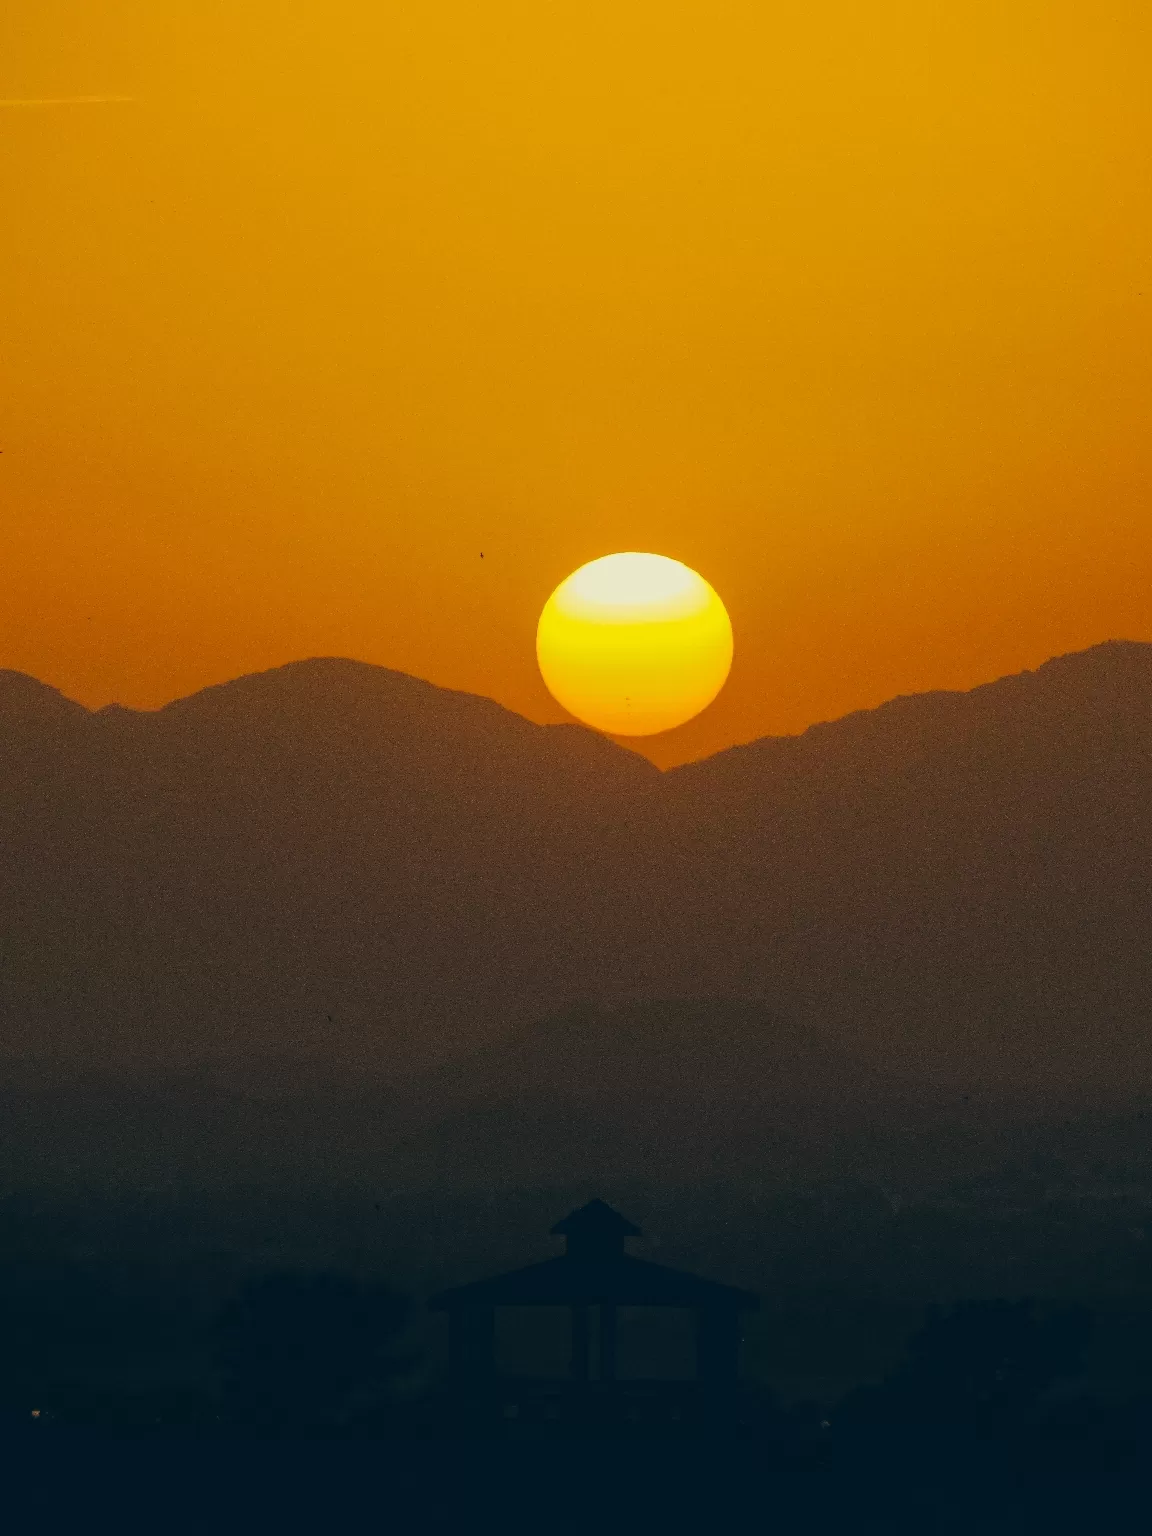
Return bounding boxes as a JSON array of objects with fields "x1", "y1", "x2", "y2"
[{"x1": 2, "y1": 642, "x2": 1151, "y2": 1192}]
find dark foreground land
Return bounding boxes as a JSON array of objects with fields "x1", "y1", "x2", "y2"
[
  {"x1": 2, "y1": 1270, "x2": 1151, "y2": 1534},
  {"x1": 3, "y1": 1179, "x2": 1152, "y2": 1531},
  {"x1": 4, "y1": 1418, "x2": 1149, "y2": 1534}
]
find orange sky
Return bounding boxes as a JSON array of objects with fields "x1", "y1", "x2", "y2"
[{"x1": 2, "y1": 0, "x2": 1150, "y2": 765}]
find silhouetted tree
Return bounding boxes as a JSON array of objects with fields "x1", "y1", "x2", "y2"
[
  {"x1": 216, "y1": 1271, "x2": 410, "y2": 1431},
  {"x1": 862, "y1": 1299, "x2": 1091, "y2": 1431}
]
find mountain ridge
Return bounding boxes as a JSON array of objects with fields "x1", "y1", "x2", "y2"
[
  {"x1": 2, "y1": 640, "x2": 1151, "y2": 1192},
  {"x1": 6, "y1": 636, "x2": 1149, "y2": 768}
]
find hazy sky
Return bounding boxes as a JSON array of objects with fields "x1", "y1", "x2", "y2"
[{"x1": 3, "y1": 0, "x2": 1149, "y2": 764}]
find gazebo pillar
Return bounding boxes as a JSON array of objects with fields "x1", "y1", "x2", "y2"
[
  {"x1": 599, "y1": 1303, "x2": 618, "y2": 1382},
  {"x1": 447, "y1": 1304, "x2": 495, "y2": 1383},
  {"x1": 571, "y1": 1304, "x2": 591, "y2": 1381},
  {"x1": 696, "y1": 1305, "x2": 740, "y2": 1383}
]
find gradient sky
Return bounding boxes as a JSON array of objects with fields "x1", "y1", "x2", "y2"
[{"x1": 3, "y1": 0, "x2": 1149, "y2": 764}]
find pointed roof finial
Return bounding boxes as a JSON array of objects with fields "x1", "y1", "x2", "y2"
[{"x1": 550, "y1": 1199, "x2": 641, "y2": 1257}]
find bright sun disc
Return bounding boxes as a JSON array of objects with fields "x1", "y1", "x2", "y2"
[{"x1": 536, "y1": 553, "x2": 733, "y2": 736}]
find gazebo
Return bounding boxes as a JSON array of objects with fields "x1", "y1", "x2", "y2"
[{"x1": 429, "y1": 1199, "x2": 758, "y2": 1413}]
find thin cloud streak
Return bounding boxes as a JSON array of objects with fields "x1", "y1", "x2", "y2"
[{"x1": 0, "y1": 96, "x2": 136, "y2": 108}]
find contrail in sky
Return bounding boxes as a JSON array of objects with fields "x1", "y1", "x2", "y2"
[{"x1": 0, "y1": 96, "x2": 136, "y2": 108}]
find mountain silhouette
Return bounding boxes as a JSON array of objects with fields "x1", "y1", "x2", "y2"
[
  {"x1": 2, "y1": 642, "x2": 1151, "y2": 1192},
  {"x1": 0, "y1": 659, "x2": 662, "y2": 1083}
]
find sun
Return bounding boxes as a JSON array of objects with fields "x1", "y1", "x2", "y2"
[{"x1": 536, "y1": 553, "x2": 733, "y2": 736}]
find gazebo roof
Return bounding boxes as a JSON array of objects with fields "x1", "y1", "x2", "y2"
[
  {"x1": 429, "y1": 1200, "x2": 758, "y2": 1312},
  {"x1": 429, "y1": 1253, "x2": 758, "y2": 1310}
]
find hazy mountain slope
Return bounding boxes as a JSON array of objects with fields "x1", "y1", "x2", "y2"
[
  {"x1": 375, "y1": 998, "x2": 968, "y2": 1191},
  {"x1": 0, "y1": 672, "x2": 89, "y2": 731},
  {"x1": 2, "y1": 643, "x2": 1152, "y2": 1193},
  {"x1": 659, "y1": 641, "x2": 1152, "y2": 1093}
]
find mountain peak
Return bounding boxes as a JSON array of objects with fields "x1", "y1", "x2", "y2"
[
  {"x1": 160, "y1": 657, "x2": 466, "y2": 715},
  {"x1": 148, "y1": 657, "x2": 660, "y2": 788}
]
